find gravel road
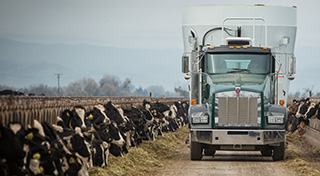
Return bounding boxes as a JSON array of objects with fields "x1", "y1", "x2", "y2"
[{"x1": 153, "y1": 144, "x2": 298, "y2": 176}]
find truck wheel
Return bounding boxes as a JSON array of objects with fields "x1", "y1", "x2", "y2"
[
  {"x1": 204, "y1": 148, "x2": 216, "y2": 156},
  {"x1": 272, "y1": 142, "x2": 285, "y2": 161},
  {"x1": 260, "y1": 149, "x2": 272, "y2": 156},
  {"x1": 190, "y1": 141, "x2": 203, "y2": 160}
]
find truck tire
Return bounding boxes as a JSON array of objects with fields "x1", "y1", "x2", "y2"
[
  {"x1": 204, "y1": 148, "x2": 216, "y2": 156},
  {"x1": 190, "y1": 141, "x2": 203, "y2": 160},
  {"x1": 272, "y1": 142, "x2": 285, "y2": 161},
  {"x1": 261, "y1": 149, "x2": 272, "y2": 156}
]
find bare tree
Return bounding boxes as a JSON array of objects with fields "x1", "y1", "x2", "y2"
[
  {"x1": 66, "y1": 77, "x2": 98, "y2": 96},
  {"x1": 97, "y1": 75, "x2": 134, "y2": 96},
  {"x1": 1, "y1": 74, "x2": 181, "y2": 97},
  {"x1": 302, "y1": 86, "x2": 314, "y2": 97},
  {"x1": 174, "y1": 86, "x2": 189, "y2": 97},
  {"x1": 121, "y1": 78, "x2": 134, "y2": 93},
  {"x1": 99, "y1": 75, "x2": 120, "y2": 88}
]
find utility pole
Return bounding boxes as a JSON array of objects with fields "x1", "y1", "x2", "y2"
[{"x1": 55, "y1": 73, "x2": 62, "y2": 96}]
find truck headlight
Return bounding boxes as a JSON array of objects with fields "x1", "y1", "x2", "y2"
[
  {"x1": 267, "y1": 113, "x2": 284, "y2": 124},
  {"x1": 191, "y1": 112, "x2": 209, "y2": 124}
]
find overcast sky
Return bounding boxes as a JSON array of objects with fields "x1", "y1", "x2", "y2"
[{"x1": 0, "y1": 0, "x2": 320, "y2": 94}]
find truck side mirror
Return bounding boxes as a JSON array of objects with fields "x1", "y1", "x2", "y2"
[
  {"x1": 288, "y1": 56, "x2": 296, "y2": 80},
  {"x1": 182, "y1": 56, "x2": 189, "y2": 73}
]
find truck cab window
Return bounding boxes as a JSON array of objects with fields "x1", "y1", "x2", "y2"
[{"x1": 206, "y1": 53, "x2": 270, "y2": 75}]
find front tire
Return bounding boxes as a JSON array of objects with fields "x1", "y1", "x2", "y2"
[
  {"x1": 272, "y1": 142, "x2": 285, "y2": 161},
  {"x1": 190, "y1": 141, "x2": 203, "y2": 160}
]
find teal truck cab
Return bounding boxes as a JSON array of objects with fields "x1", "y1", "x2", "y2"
[{"x1": 181, "y1": 5, "x2": 297, "y2": 161}]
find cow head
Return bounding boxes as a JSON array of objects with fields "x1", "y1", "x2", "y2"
[
  {"x1": 295, "y1": 99, "x2": 310, "y2": 118},
  {"x1": 104, "y1": 102, "x2": 125, "y2": 125},
  {"x1": 70, "y1": 106, "x2": 87, "y2": 129},
  {"x1": 90, "y1": 104, "x2": 111, "y2": 125},
  {"x1": 61, "y1": 109, "x2": 72, "y2": 128},
  {"x1": 65, "y1": 154, "x2": 81, "y2": 176}
]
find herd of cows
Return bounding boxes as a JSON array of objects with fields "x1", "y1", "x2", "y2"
[
  {"x1": 287, "y1": 98, "x2": 320, "y2": 136},
  {"x1": 1, "y1": 96, "x2": 320, "y2": 175},
  {"x1": 0, "y1": 100, "x2": 189, "y2": 176}
]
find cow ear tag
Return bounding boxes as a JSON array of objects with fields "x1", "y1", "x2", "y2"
[
  {"x1": 27, "y1": 132, "x2": 33, "y2": 140},
  {"x1": 69, "y1": 157, "x2": 75, "y2": 164},
  {"x1": 33, "y1": 153, "x2": 41, "y2": 159},
  {"x1": 39, "y1": 166, "x2": 44, "y2": 173},
  {"x1": 88, "y1": 114, "x2": 93, "y2": 119},
  {"x1": 66, "y1": 112, "x2": 70, "y2": 117}
]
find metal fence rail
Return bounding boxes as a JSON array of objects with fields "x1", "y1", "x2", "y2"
[
  {"x1": 305, "y1": 126, "x2": 320, "y2": 150},
  {"x1": 0, "y1": 96, "x2": 188, "y2": 128}
]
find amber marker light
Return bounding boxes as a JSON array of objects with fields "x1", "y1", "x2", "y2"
[
  {"x1": 236, "y1": 46, "x2": 241, "y2": 49},
  {"x1": 191, "y1": 99, "x2": 197, "y2": 105},
  {"x1": 243, "y1": 46, "x2": 248, "y2": 49},
  {"x1": 263, "y1": 47, "x2": 268, "y2": 50},
  {"x1": 229, "y1": 46, "x2": 234, "y2": 49},
  {"x1": 209, "y1": 47, "x2": 214, "y2": 49},
  {"x1": 279, "y1": 100, "x2": 285, "y2": 105}
]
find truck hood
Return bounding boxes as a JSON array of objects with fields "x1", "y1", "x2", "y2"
[{"x1": 207, "y1": 73, "x2": 270, "y2": 94}]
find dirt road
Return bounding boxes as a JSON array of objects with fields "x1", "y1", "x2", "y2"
[{"x1": 153, "y1": 144, "x2": 298, "y2": 176}]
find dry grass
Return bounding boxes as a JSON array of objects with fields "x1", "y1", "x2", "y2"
[{"x1": 89, "y1": 126, "x2": 189, "y2": 176}]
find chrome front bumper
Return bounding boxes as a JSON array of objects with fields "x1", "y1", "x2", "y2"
[{"x1": 190, "y1": 129, "x2": 285, "y2": 145}]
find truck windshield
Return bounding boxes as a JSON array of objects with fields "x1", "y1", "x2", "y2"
[{"x1": 206, "y1": 53, "x2": 270, "y2": 75}]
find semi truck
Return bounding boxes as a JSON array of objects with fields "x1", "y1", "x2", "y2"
[{"x1": 181, "y1": 4, "x2": 297, "y2": 161}]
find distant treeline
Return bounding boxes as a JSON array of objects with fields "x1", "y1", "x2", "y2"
[{"x1": 0, "y1": 74, "x2": 188, "y2": 98}]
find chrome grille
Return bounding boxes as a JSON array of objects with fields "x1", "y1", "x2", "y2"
[{"x1": 217, "y1": 97, "x2": 259, "y2": 127}]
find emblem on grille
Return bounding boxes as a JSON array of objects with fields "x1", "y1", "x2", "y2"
[{"x1": 235, "y1": 87, "x2": 240, "y2": 97}]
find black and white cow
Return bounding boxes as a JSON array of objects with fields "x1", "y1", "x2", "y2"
[
  {"x1": 104, "y1": 102, "x2": 125, "y2": 126},
  {"x1": 288, "y1": 98, "x2": 320, "y2": 136},
  {"x1": 85, "y1": 104, "x2": 111, "y2": 127},
  {"x1": 0, "y1": 122, "x2": 26, "y2": 175},
  {"x1": 316, "y1": 102, "x2": 320, "y2": 120},
  {"x1": 0, "y1": 100, "x2": 189, "y2": 175},
  {"x1": 60, "y1": 106, "x2": 87, "y2": 130},
  {"x1": 124, "y1": 107, "x2": 147, "y2": 145}
]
